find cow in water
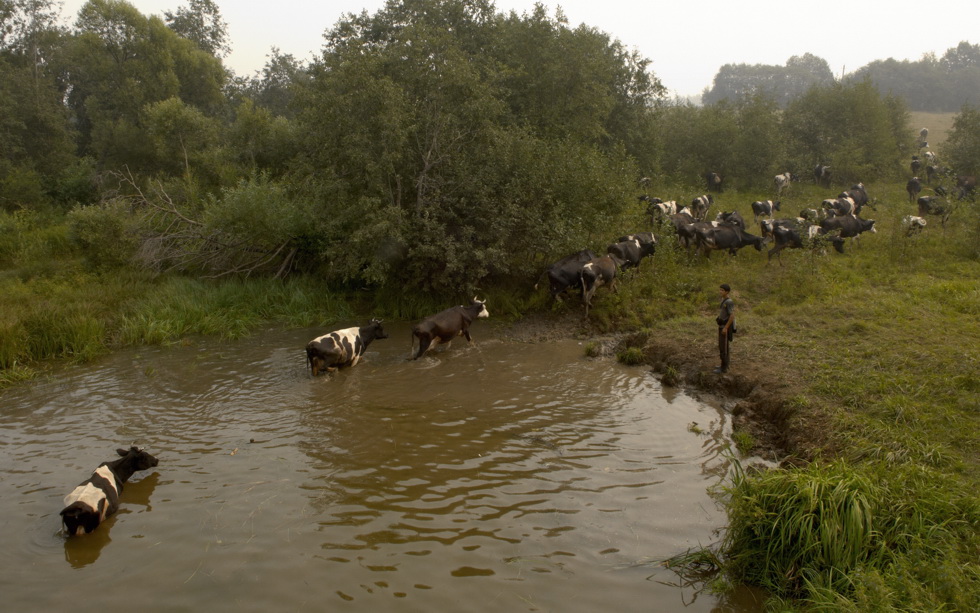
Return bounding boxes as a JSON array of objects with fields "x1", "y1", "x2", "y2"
[
  {"x1": 411, "y1": 298, "x2": 489, "y2": 359},
  {"x1": 306, "y1": 319, "x2": 388, "y2": 375},
  {"x1": 61, "y1": 447, "x2": 159, "y2": 536}
]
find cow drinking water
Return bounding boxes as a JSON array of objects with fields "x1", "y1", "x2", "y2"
[
  {"x1": 411, "y1": 298, "x2": 489, "y2": 359},
  {"x1": 61, "y1": 447, "x2": 159, "y2": 536}
]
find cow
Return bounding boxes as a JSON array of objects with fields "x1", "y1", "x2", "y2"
[
  {"x1": 607, "y1": 238, "x2": 645, "y2": 270},
  {"x1": 924, "y1": 151, "x2": 936, "y2": 164},
  {"x1": 613, "y1": 232, "x2": 658, "y2": 268},
  {"x1": 902, "y1": 215, "x2": 927, "y2": 236},
  {"x1": 580, "y1": 255, "x2": 621, "y2": 317},
  {"x1": 920, "y1": 127, "x2": 929, "y2": 140},
  {"x1": 705, "y1": 172, "x2": 723, "y2": 192},
  {"x1": 799, "y1": 208, "x2": 825, "y2": 222},
  {"x1": 926, "y1": 165, "x2": 939, "y2": 184},
  {"x1": 668, "y1": 210, "x2": 699, "y2": 251},
  {"x1": 646, "y1": 199, "x2": 678, "y2": 223},
  {"x1": 814, "y1": 164, "x2": 831, "y2": 188},
  {"x1": 956, "y1": 175, "x2": 977, "y2": 199},
  {"x1": 819, "y1": 214, "x2": 877, "y2": 246},
  {"x1": 767, "y1": 222, "x2": 845, "y2": 264},
  {"x1": 536, "y1": 249, "x2": 597, "y2": 300},
  {"x1": 760, "y1": 217, "x2": 803, "y2": 240},
  {"x1": 411, "y1": 298, "x2": 489, "y2": 359},
  {"x1": 906, "y1": 177, "x2": 922, "y2": 202},
  {"x1": 695, "y1": 223, "x2": 766, "y2": 258},
  {"x1": 690, "y1": 194, "x2": 713, "y2": 220},
  {"x1": 61, "y1": 447, "x2": 159, "y2": 536},
  {"x1": 774, "y1": 172, "x2": 795, "y2": 196},
  {"x1": 715, "y1": 210, "x2": 746, "y2": 229},
  {"x1": 917, "y1": 196, "x2": 952, "y2": 227},
  {"x1": 911, "y1": 157, "x2": 922, "y2": 176},
  {"x1": 306, "y1": 319, "x2": 388, "y2": 375},
  {"x1": 840, "y1": 183, "x2": 870, "y2": 210},
  {"x1": 750, "y1": 200, "x2": 781, "y2": 222}
]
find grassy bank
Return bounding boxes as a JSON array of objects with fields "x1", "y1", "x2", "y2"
[
  {"x1": 592, "y1": 181, "x2": 979, "y2": 611},
  {"x1": 2, "y1": 181, "x2": 978, "y2": 609}
]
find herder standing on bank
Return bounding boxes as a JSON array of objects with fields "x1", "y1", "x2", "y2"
[{"x1": 714, "y1": 284, "x2": 735, "y2": 374}]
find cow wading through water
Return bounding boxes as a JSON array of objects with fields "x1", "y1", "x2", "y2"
[
  {"x1": 411, "y1": 298, "x2": 489, "y2": 360},
  {"x1": 306, "y1": 318, "x2": 388, "y2": 375},
  {"x1": 61, "y1": 447, "x2": 159, "y2": 536}
]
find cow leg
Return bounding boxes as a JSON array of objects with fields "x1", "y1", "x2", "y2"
[{"x1": 413, "y1": 338, "x2": 431, "y2": 360}]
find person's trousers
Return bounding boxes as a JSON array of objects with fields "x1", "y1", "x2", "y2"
[{"x1": 718, "y1": 327, "x2": 731, "y2": 371}]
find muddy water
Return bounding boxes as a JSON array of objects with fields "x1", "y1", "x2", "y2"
[{"x1": 0, "y1": 322, "x2": 762, "y2": 611}]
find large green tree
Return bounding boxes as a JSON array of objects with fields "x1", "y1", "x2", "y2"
[
  {"x1": 293, "y1": 0, "x2": 660, "y2": 291},
  {"x1": 67, "y1": 0, "x2": 226, "y2": 171}
]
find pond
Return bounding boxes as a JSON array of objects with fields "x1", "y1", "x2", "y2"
[{"x1": 0, "y1": 321, "x2": 763, "y2": 611}]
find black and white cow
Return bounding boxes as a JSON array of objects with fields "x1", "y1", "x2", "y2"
[
  {"x1": 695, "y1": 223, "x2": 766, "y2": 257},
  {"x1": 767, "y1": 222, "x2": 845, "y2": 264},
  {"x1": 411, "y1": 298, "x2": 489, "y2": 359},
  {"x1": 799, "y1": 208, "x2": 825, "y2": 222},
  {"x1": 611, "y1": 232, "x2": 657, "y2": 269},
  {"x1": 306, "y1": 319, "x2": 388, "y2": 375},
  {"x1": 911, "y1": 156, "x2": 922, "y2": 176},
  {"x1": 715, "y1": 210, "x2": 746, "y2": 229},
  {"x1": 705, "y1": 172, "x2": 723, "y2": 192},
  {"x1": 906, "y1": 177, "x2": 922, "y2": 202},
  {"x1": 690, "y1": 194, "x2": 713, "y2": 220},
  {"x1": 917, "y1": 196, "x2": 952, "y2": 227},
  {"x1": 841, "y1": 183, "x2": 870, "y2": 210},
  {"x1": 646, "y1": 199, "x2": 678, "y2": 223},
  {"x1": 750, "y1": 200, "x2": 781, "y2": 222},
  {"x1": 902, "y1": 215, "x2": 927, "y2": 236},
  {"x1": 536, "y1": 249, "x2": 597, "y2": 300},
  {"x1": 814, "y1": 164, "x2": 831, "y2": 187},
  {"x1": 774, "y1": 172, "x2": 794, "y2": 196},
  {"x1": 819, "y1": 214, "x2": 877, "y2": 246},
  {"x1": 61, "y1": 447, "x2": 159, "y2": 536},
  {"x1": 580, "y1": 255, "x2": 622, "y2": 317}
]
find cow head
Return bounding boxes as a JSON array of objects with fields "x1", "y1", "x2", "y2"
[
  {"x1": 368, "y1": 318, "x2": 389, "y2": 340},
  {"x1": 117, "y1": 446, "x2": 159, "y2": 470},
  {"x1": 471, "y1": 297, "x2": 489, "y2": 318}
]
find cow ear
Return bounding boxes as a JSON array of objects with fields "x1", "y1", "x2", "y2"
[{"x1": 117, "y1": 448, "x2": 128, "y2": 457}]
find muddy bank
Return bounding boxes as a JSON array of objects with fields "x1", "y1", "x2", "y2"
[{"x1": 499, "y1": 314, "x2": 833, "y2": 466}]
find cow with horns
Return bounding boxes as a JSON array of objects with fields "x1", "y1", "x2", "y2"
[{"x1": 411, "y1": 298, "x2": 489, "y2": 359}]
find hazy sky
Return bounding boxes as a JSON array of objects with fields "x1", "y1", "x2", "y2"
[{"x1": 58, "y1": 0, "x2": 977, "y2": 97}]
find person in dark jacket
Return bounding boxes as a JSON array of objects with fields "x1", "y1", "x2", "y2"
[{"x1": 714, "y1": 284, "x2": 735, "y2": 373}]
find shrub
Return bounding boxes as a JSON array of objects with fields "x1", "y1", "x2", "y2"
[{"x1": 67, "y1": 199, "x2": 140, "y2": 270}]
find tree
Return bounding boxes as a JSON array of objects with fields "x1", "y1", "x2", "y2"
[
  {"x1": 941, "y1": 105, "x2": 980, "y2": 176},
  {"x1": 703, "y1": 54, "x2": 833, "y2": 107},
  {"x1": 67, "y1": 0, "x2": 226, "y2": 171},
  {"x1": 164, "y1": 0, "x2": 229, "y2": 58},
  {"x1": 783, "y1": 81, "x2": 911, "y2": 183},
  {"x1": 0, "y1": 0, "x2": 77, "y2": 206}
]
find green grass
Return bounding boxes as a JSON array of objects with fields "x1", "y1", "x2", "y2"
[{"x1": 587, "y1": 181, "x2": 980, "y2": 611}]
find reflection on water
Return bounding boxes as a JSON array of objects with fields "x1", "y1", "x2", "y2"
[{"x1": 0, "y1": 322, "x2": 762, "y2": 611}]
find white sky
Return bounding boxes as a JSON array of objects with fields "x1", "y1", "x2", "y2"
[{"x1": 58, "y1": 0, "x2": 978, "y2": 97}]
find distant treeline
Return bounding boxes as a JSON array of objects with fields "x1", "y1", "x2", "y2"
[
  {"x1": 703, "y1": 42, "x2": 980, "y2": 112},
  {"x1": 2, "y1": 0, "x2": 979, "y2": 294}
]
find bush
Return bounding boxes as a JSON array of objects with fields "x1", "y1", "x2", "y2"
[{"x1": 67, "y1": 199, "x2": 140, "y2": 270}]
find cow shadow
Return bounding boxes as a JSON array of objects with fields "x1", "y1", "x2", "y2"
[{"x1": 62, "y1": 471, "x2": 160, "y2": 568}]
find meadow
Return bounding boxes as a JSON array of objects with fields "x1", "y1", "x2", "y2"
[{"x1": 1, "y1": 179, "x2": 978, "y2": 610}]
